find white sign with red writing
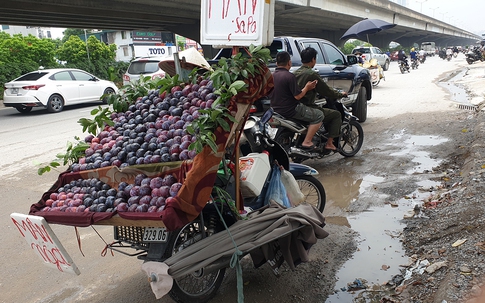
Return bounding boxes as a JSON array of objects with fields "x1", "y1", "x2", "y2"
[
  {"x1": 200, "y1": 0, "x2": 275, "y2": 47},
  {"x1": 10, "y1": 213, "x2": 80, "y2": 275}
]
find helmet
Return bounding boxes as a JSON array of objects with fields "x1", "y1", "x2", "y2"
[{"x1": 411, "y1": 47, "x2": 415, "y2": 51}]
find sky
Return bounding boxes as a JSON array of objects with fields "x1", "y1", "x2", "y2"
[
  {"x1": 405, "y1": 0, "x2": 484, "y2": 36},
  {"x1": 47, "y1": 0, "x2": 484, "y2": 40},
  {"x1": 49, "y1": 27, "x2": 65, "y2": 39}
]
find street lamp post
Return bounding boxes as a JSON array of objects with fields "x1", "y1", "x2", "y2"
[
  {"x1": 440, "y1": 11, "x2": 448, "y2": 22},
  {"x1": 416, "y1": 0, "x2": 428, "y2": 13},
  {"x1": 430, "y1": 6, "x2": 439, "y2": 18}
]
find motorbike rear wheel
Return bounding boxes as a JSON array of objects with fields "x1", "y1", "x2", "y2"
[
  {"x1": 293, "y1": 175, "x2": 326, "y2": 213},
  {"x1": 167, "y1": 220, "x2": 226, "y2": 303},
  {"x1": 338, "y1": 120, "x2": 364, "y2": 157}
]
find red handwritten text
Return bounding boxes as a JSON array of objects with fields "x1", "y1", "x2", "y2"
[
  {"x1": 234, "y1": 16, "x2": 257, "y2": 34},
  {"x1": 31, "y1": 243, "x2": 71, "y2": 272},
  {"x1": 208, "y1": 0, "x2": 259, "y2": 20},
  {"x1": 12, "y1": 217, "x2": 53, "y2": 244},
  {"x1": 12, "y1": 217, "x2": 72, "y2": 273}
]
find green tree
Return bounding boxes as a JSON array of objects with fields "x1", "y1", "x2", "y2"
[
  {"x1": 56, "y1": 35, "x2": 117, "y2": 79},
  {"x1": 340, "y1": 39, "x2": 368, "y2": 54},
  {"x1": 61, "y1": 28, "x2": 85, "y2": 43}
]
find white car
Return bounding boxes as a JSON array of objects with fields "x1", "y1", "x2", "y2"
[
  {"x1": 3, "y1": 68, "x2": 118, "y2": 113},
  {"x1": 123, "y1": 57, "x2": 166, "y2": 86}
]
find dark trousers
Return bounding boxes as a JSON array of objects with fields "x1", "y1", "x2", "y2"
[{"x1": 307, "y1": 105, "x2": 342, "y2": 138}]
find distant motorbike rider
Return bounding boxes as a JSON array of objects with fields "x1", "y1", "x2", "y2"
[
  {"x1": 418, "y1": 49, "x2": 426, "y2": 62},
  {"x1": 446, "y1": 47, "x2": 453, "y2": 59},
  {"x1": 354, "y1": 51, "x2": 365, "y2": 65},
  {"x1": 480, "y1": 40, "x2": 485, "y2": 60},
  {"x1": 410, "y1": 48, "x2": 418, "y2": 65},
  {"x1": 410, "y1": 48, "x2": 417, "y2": 60},
  {"x1": 453, "y1": 46, "x2": 459, "y2": 55},
  {"x1": 398, "y1": 50, "x2": 409, "y2": 68},
  {"x1": 294, "y1": 47, "x2": 348, "y2": 151},
  {"x1": 439, "y1": 48, "x2": 446, "y2": 59}
]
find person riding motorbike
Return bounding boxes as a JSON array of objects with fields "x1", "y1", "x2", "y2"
[
  {"x1": 398, "y1": 50, "x2": 409, "y2": 69},
  {"x1": 410, "y1": 48, "x2": 417, "y2": 60},
  {"x1": 354, "y1": 51, "x2": 365, "y2": 65},
  {"x1": 453, "y1": 46, "x2": 459, "y2": 56},
  {"x1": 480, "y1": 40, "x2": 485, "y2": 60},
  {"x1": 293, "y1": 47, "x2": 348, "y2": 151},
  {"x1": 269, "y1": 51, "x2": 321, "y2": 151},
  {"x1": 418, "y1": 49, "x2": 426, "y2": 62},
  {"x1": 410, "y1": 47, "x2": 418, "y2": 67},
  {"x1": 446, "y1": 47, "x2": 453, "y2": 59}
]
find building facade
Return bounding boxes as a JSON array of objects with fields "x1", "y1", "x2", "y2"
[{"x1": 1, "y1": 25, "x2": 53, "y2": 38}]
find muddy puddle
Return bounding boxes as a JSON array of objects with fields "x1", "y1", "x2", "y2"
[
  {"x1": 324, "y1": 179, "x2": 442, "y2": 302},
  {"x1": 321, "y1": 132, "x2": 448, "y2": 301},
  {"x1": 438, "y1": 68, "x2": 471, "y2": 104}
]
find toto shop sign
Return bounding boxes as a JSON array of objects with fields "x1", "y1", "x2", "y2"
[{"x1": 200, "y1": 0, "x2": 275, "y2": 47}]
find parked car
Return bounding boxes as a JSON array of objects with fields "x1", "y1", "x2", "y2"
[
  {"x1": 352, "y1": 46, "x2": 390, "y2": 71},
  {"x1": 123, "y1": 56, "x2": 166, "y2": 86},
  {"x1": 210, "y1": 36, "x2": 372, "y2": 122},
  {"x1": 3, "y1": 68, "x2": 118, "y2": 113}
]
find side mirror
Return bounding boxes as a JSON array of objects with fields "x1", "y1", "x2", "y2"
[{"x1": 347, "y1": 55, "x2": 358, "y2": 65}]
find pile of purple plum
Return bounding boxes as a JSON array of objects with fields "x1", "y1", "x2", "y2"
[
  {"x1": 70, "y1": 77, "x2": 216, "y2": 172},
  {"x1": 40, "y1": 173, "x2": 182, "y2": 213}
]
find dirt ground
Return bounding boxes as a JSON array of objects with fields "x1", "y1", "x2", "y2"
[
  {"x1": 2, "y1": 56, "x2": 484, "y2": 303},
  {"x1": 209, "y1": 57, "x2": 485, "y2": 303}
]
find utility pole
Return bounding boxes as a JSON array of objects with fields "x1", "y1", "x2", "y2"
[{"x1": 84, "y1": 29, "x2": 91, "y2": 68}]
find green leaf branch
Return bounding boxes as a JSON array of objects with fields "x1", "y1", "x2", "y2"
[
  {"x1": 37, "y1": 137, "x2": 90, "y2": 175},
  {"x1": 187, "y1": 45, "x2": 270, "y2": 154}
]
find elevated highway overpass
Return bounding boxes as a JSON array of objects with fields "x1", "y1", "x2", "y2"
[{"x1": 1, "y1": 0, "x2": 481, "y2": 56}]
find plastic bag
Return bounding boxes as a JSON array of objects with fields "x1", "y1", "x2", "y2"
[
  {"x1": 280, "y1": 169, "x2": 305, "y2": 207},
  {"x1": 264, "y1": 165, "x2": 291, "y2": 208}
]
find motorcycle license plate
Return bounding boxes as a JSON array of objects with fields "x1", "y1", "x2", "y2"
[{"x1": 143, "y1": 227, "x2": 168, "y2": 243}]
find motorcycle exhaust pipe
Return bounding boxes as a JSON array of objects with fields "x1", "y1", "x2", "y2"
[{"x1": 289, "y1": 147, "x2": 320, "y2": 158}]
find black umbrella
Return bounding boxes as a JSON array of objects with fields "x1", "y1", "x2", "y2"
[{"x1": 340, "y1": 18, "x2": 396, "y2": 42}]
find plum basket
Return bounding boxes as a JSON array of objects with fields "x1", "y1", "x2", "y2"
[{"x1": 114, "y1": 226, "x2": 149, "y2": 249}]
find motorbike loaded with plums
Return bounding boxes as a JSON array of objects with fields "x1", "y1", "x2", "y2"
[{"x1": 10, "y1": 50, "x2": 328, "y2": 303}]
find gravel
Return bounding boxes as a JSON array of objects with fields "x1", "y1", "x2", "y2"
[{"x1": 398, "y1": 112, "x2": 485, "y2": 303}]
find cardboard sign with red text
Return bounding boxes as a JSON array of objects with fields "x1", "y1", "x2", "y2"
[
  {"x1": 10, "y1": 213, "x2": 80, "y2": 275},
  {"x1": 200, "y1": 0, "x2": 275, "y2": 47}
]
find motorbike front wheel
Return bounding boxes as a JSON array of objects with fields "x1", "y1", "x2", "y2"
[
  {"x1": 166, "y1": 221, "x2": 226, "y2": 303},
  {"x1": 294, "y1": 175, "x2": 326, "y2": 213},
  {"x1": 338, "y1": 120, "x2": 364, "y2": 157}
]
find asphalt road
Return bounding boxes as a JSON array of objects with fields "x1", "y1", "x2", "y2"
[{"x1": 0, "y1": 53, "x2": 476, "y2": 303}]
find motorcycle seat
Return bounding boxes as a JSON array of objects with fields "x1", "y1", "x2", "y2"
[{"x1": 272, "y1": 111, "x2": 308, "y2": 129}]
